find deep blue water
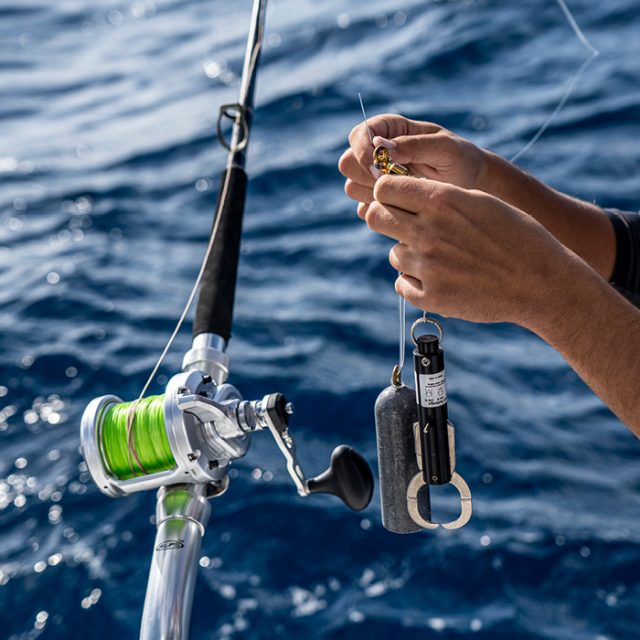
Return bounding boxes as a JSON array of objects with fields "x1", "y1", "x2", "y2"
[{"x1": 1, "y1": 0, "x2": 640, "y2": 638}]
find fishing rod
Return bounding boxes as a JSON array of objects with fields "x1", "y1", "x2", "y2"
[{"x1": 80, "y1": 1, "x2": 373, "y2": 638}]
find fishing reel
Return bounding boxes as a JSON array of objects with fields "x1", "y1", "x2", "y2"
[{"x1": 81, "y1": 336, "x2": 374, "y2": 511}]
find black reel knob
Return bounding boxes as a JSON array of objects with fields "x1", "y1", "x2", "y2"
[{"x1": 307, "y1": 445, "x2": 374, "y2": 511}]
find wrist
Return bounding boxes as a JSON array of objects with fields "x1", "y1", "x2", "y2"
[
  {"x1": 522, "y1": 247, "x2": 608, "y2": 341},
  {"x1": 474, "y1": 148, "x2": 496, "y2": 194},
  {"x1": 477, "y1": 150, "x2": 525, "y2": 203},
  {"x1": 480, "y1": 150, "x2": 527, "y2": 197}
]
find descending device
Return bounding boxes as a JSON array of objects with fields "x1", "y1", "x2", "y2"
[{"x1": 358, "y1": 96, "x2": 472, "y2": 532}]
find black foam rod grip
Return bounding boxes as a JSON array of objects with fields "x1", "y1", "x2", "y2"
[
  {"x1": 193, "y1": 166, "x2": 248, "y2": 342},
  {"x1": 374, "y1": 385, "x2": 427, "y2": 534}
]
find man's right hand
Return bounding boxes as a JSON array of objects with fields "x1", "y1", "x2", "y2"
[{"x1": 338, "y1": 114, "x2": 489, "y2": 204}]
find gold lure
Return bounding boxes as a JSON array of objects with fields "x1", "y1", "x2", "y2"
[{"x1": 373, "y1": 145, "x2": 409, "y2": 176}]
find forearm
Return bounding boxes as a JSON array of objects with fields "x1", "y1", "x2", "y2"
[
  {"x1": 482, "y1": 151, "x2": 616, "y2": 279},
  {"x1": 526, "y1": 249, "x2": 640, "y2": 437}
]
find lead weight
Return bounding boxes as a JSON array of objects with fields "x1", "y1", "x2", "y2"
[{"x1": 374, "y1": 384, "x2": 430, "y2": 533}]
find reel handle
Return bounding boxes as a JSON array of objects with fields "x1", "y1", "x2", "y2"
[{"x1": 307, "y1": 445, "x2": 374, "y2": 511}]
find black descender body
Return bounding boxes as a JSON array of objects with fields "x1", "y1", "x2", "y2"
[{"x1": 413, "y1": 334, "x2": 451, "y2": 485}]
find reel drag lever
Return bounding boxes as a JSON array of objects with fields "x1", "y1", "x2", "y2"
[{"x1": 253, "y1": 393, "x2": 374, "y2": 511}]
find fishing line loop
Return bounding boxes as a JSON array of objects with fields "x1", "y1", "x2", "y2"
[{"x1": 391, "y1": 290, "x2": 406, "y2": 387}]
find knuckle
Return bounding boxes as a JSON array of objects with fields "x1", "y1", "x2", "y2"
[
  {"x1": 426, "y1": 183, "x2": 459, "y2": 218},
  {"x1": 373, "y1": 175, "x2": 394, "y2": 202},
  {"x1": 438, "y1": 128, "x2": 455, "y2": 142},
  {"x1": 338, "y1": 150, "x2": 351, "y2": 176},
  {"x1": 364, "y1": 201, "x2": 382, "y2": 228},
  {"x1": 421, "y1": 119, "x2": 443, "y2": 131},
  {"x1": 388, "y1": 243, "x2": 408, "y2": 270},
  {"x1": 424, "y1": 181, "x2": 446, "y2": 205},
  {"x1": 343, "y1": 179, "x2": 354, "y2": 198},
  {"x1": 424, "y1": 272, "x2": 447, "y2": 301},
  {"x1": 369, "y1": 113, "x2": 395, "y2": 132},
  {"x1": 388, "y1": 246, "x2": 399, "y2": 270},
  {"x1": 348, "y1": 124, "x2": 362, "y2": 145},
  {"x1": 396, "y1": 278, "x2": 421, "y2": 305},
  {"x1": 417, "y1": 233, "x2": 434, "y2": 256},
  {"x1": 466, "y1": 187, "x2": 486, "y2": 201},
  {"x1": 363, "y1": 201, "x2": 376, "y2": 225},
  {"x1": 364, "y1": 200, "x2": 385, "y2": 231},
  {"x1": 344, "y1": 179, "x2": 363, "y2": 201}
]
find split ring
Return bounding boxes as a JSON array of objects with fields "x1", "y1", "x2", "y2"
[{"x1": 410, "y1": 312, "x2": 444, "y2": 346}]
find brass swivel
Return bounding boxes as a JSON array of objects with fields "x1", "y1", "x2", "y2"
[{"x1": 373, "y1": 145, "x2": 409, "y2": 176}]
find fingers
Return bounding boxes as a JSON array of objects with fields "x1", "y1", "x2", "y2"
[
  {"x1": 347, "y1": 115, "x2": 442, "y2": 175},
  {"x1": 385, "y1": 131, "x2": 457, "y2": 167},
  {"x1": 395, "y1": 273, "x2": 423, "y2": 306},
  {"x1": 374, "y1": 175, "x2": 464, "y2": 215},
  {"x1": 389, "y1": 242, "x2": 422, "y2": 276},
  {"x1": 348, "y1": 124, "x2": 376, "y2": 176},
  {"x1": 362, "y1": 200, "x2": 417, "y2": 245},
  {"x1": 338, "y1": 148, "x2": 376, "y2": 186},
  {"x1": 348, "y1": 114, "x2": 441, "y2": 144},
  {"x1": 345, "y1": 179, "x2": 374, "y2": 204}
]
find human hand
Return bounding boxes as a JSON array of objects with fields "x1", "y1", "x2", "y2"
[
  {"x1": 359, "y1": 175, "x2": 575, "y2": 326},
  {"x1": 338, "y1": 114, "x2": 488, "y2": 205}
]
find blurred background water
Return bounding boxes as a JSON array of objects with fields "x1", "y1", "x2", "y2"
[{"x1": 1, "y1": 0, "x2": 639, "y2": 638}]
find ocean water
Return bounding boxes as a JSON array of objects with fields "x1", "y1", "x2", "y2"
[{"x1": 1, "y1": 0, "x2": 639, "y2": 638}]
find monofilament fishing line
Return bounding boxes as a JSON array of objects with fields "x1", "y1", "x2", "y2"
[{"x1": 509, "y1": 0, "x2": 599, "y2": 162}]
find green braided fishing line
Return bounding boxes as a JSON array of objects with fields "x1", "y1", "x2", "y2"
[{"x1": 101, "y1": 395, "x2": 176, "y2": 480}]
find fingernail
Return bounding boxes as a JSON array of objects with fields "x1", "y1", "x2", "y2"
[
  {"x1": 370, "y1": 164, "x2": 383, "y2": 179},
  {"x1": 372, "y1": 136, "x2": 396, "y2": 150}
]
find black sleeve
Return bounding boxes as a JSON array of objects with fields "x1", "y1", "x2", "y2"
[{"x1": 606, "y1": 209, "x2": 640, "y2": 307}]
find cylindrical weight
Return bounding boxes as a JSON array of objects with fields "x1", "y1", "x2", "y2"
[{"x1": 374, "y1": 384, "x2": 429, "y2": 533}]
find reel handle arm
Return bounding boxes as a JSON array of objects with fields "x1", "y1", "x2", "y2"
[{"x1": 254, "y1": 394, "x2": 374, "y2": 511}]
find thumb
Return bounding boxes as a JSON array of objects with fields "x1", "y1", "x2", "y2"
[{"x1": 373, "y1": 132, "x2": 455, "y2": 167}]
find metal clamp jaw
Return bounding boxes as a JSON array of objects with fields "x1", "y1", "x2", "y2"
[{"x1": 406, "y1": 421, "x2": 472, "y2": 530}]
